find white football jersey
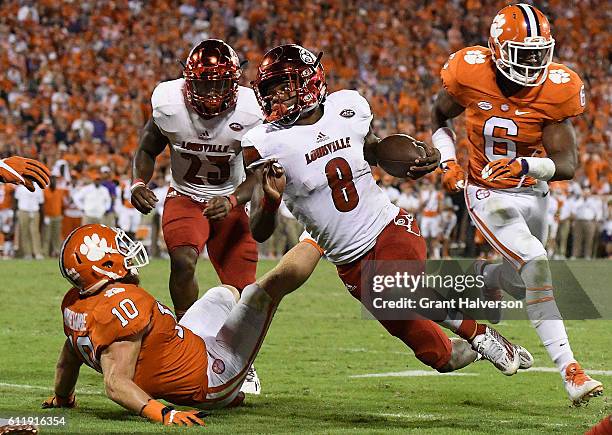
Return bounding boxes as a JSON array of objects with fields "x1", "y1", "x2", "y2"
[
  {"x1": 242, "y1": 90, "x2": 399, "y2": 264},
  {"x1": 152, "y1": 79, "x2": 263, "y2": 200}
]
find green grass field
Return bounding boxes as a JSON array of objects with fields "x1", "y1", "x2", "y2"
[{"x1": 0, "y1": 259, "x2": 610, "y2": 434}]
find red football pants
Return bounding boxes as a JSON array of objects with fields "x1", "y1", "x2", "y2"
[
  {"x1": 162, "y1": 191, "x2": 258, "y2": 289},
  {"x1": 336, "y1": 211, "x2": 452, "y2": 370}
]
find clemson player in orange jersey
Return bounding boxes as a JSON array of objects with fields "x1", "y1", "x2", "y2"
[
  {"x1": 41, "y1": 223, "x2": 321, "y2": 425},
  {"x1": 431, "y1": 3, "x2": 602, "y2": 405}
]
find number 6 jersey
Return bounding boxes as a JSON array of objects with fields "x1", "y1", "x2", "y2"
[
  {"x1": 441, "y1": 45, "x2": 585, "y2": 189},
  {"x1": 242, "y1": 90, "x2": 398, "y2": 264},
  {"x1": 61, "y1": 284, "x2": 209, "y2": 405},
  {"x1": 152, "y1": 79, "x2": 263, "y2": 200}
]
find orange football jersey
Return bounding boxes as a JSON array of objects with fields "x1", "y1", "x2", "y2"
[
  {"x1": 441, "y1": 45, "x2": 585, "y2": 189},
  {"x1": 61, "y1": 284, "x2": 209, "y2": 405}
]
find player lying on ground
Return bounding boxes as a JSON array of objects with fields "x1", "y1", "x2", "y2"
[
  {"x1": 0, "y1": 156, "x2": 50, "y2": 191},
  {"x1": 243, "y1": 44, "x2": 532, "y2": 376},
  {"x1": 42, "y1": 223, "x2": 322, "y2": 425},
  {"x1": 431, "y1": 3, "x2": 602, "y2": 405}
]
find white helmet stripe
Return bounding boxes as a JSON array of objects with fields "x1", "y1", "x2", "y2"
[{"x1": 517, "y1": 3, "x2": 539, "y2": 37}]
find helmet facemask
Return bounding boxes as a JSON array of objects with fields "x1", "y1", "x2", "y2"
[
  {"x1": 182, "y1": 39, "x2": 242, "y2": 118},
  {"x1": 490, "y1": 36, "x2": 554, "y2": 86},
  {"x1": 184, "y1": 74, "x2": 239, "y2": 118},
  {"x1": 256, "y1": 73, "x2": 304, "y2": 125}
]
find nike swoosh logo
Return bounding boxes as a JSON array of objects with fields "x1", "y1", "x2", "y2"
[{"x1": 515, "y1": 110, "x2": 530, "y2": 115}]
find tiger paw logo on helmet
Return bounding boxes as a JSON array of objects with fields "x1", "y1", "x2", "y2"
[
  {"x1": 464, "y1": 50, "x2": 486, "y2": 65},
  {"x1": 80, "y1": 233, "x2": 111, "y2": 262},
  {"x1": 490, "y1": 14, "x2": 506, "y2": 38},
  {"x1": 548, "y1": 69, "x2": 571, "y2": 84}
]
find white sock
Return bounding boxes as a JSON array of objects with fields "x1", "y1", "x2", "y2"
[{"x1": 521, "y1": 257, "x2": 575, "y2": 377}]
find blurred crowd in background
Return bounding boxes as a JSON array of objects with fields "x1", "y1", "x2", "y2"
[{"x1": 0, "y1": 0, "x2": 610, "y2": 260}]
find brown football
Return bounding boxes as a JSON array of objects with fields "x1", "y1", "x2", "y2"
[{"x1": 375, "y1": 134, "x2": 427, "y2": 178}]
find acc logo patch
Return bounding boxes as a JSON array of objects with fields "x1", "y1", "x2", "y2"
[
  {"x1": 340, "y1": 109, "x2": 355, "y2": 118},
  {"x1": 229, "y1": 122, "x2": 244, "y2": 131},
  {"x1": 476, "y1": 189, "x2": 491, "y2": 200},
  {"x1": 212, "y1": 358, "x2": 225, "y2": 374},
  {"x1": 477, "y1": 101, "x2": 493, "y2": 111}
]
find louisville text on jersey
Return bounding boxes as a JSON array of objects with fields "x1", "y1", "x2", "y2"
[{"x1": 305, "y1": 137, "x2": 351, "y2": 165}]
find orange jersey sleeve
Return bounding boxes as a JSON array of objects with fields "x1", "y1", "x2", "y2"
[
  {"x1": 441, "y1": 46, "x2": 491, "y2": 108},
  {"x1": 538, "y1": 63, "x2": 585, "y2": 122}
]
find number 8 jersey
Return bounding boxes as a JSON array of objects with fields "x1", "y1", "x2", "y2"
[
  {"x1": 152, "y1": 79, "x2": 263, "y2": 200},
  {"x1": 242, "y1": 90, "x2": 398, "y2": 264},
  {"x1": 441, "y1": 45, "x2": 585, "y2": 189}
]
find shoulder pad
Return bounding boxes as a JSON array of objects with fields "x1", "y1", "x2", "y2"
[
  {"x1": 151, "y1": 79, "x2": 186, "y2": 117},
  {"x1": 327, "y1": 90, "x2": 371, "y2": 119}
]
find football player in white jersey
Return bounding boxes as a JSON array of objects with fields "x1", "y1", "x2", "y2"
[
  {"x1": 131, "y1": 40, "x2": 263, "y2": 394},
  {"x1": 131, "y1": 40, "x2": 263, "y2": 322},
  {"x1": 242, "y1": 44, "x2": 532, "y2": 376}
]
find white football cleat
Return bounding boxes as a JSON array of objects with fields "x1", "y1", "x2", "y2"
[
  {"x1": 517, "y1": 345, "x2": 534, "y2": 370},
  {"x1": 240, "y1": 365, "x2": 261, "y2": 395},
  {"x1": 564, "y1": 362, "x2": 603, "y2": 406},
  {"x1": 474, "y1": 260, "x2": 502, "y2": 324},
  {"x1": 471, "y1": 326, "x2": 521, "y2": 375}
]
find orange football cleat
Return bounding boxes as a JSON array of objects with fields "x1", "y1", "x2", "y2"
[{"x1": 564, "y1": 362, "x2": 603, "y2": 406}]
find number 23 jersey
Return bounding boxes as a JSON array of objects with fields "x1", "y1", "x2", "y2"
[
  {"x1": 441, "y1": 45, "x2": 585, "y2": 189},
  {"x1": 242, "y1": 90, "x2": 398, "y2": 265},
  {"x1": 152, "y1": 79, "x2": 263, "y2": 199},
  {"x1": 61, "y1": 284, "x2": 208, "y2": 405}
]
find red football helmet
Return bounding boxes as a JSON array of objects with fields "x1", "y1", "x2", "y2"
[
  {"x1": 488, "y1": 4, "x2": 554, "y2": 86},
  {"x1": 183, "y1": 39, "x2": 242, "y2": 118},
  {"x1": 252, "y1": 44, "x2": 327, "y2": 125},
  {"x1": 60, "y1": 224, "x2": 149, "y2": 295}
]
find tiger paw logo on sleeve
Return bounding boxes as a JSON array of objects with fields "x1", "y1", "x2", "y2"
[
  {"x1": 463, "y1": 50, "x2": 486, "y2": 65},
  {"x1": 548, "y1": 69, "x2": 571, "y2": 84}
]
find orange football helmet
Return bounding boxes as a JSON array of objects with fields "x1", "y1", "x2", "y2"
[
  {"x1": 488, "y1": 3, "x2": 554, "y2": 86},
  {"x1": 60, "y1": 224, "x2": 149, "y2": 295}
]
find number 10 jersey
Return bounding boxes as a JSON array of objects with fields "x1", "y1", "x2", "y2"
[
  {"x1": 242, "y1": 90, "x2": 398, "y2": 265},
  {"x1": 152, "y1": 79, "x2": 264, "y2": 200}
]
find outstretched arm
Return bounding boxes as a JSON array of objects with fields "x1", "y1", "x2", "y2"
[
  {"x1": 258, "y1": 240, "x2": 323, "y2": 303},
  {"x1": 42, "y1": 339, "x2": 81, "y2": 408},
  {"x1": 131, "y1": 118, "x2": 168, "y2": 214},
  {"x1": 100, "y1": 331, "x2": 204, "y2": 426}
]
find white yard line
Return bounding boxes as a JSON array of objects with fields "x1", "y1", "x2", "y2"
[
  {"x1": 350, "y1": 370, "x2": 478, "y2": 378},
  {"x1": 0, "y1": 382, "x2": 102, "y2": 395}
]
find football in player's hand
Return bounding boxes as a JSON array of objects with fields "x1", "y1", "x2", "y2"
[{"x1": 375, "y1": 134, "x2": 427, "y2": 178}]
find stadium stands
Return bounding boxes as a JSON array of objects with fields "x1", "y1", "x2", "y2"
[{"x1": 0, "y1": 0, "x2": 609, "y2": 259}]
